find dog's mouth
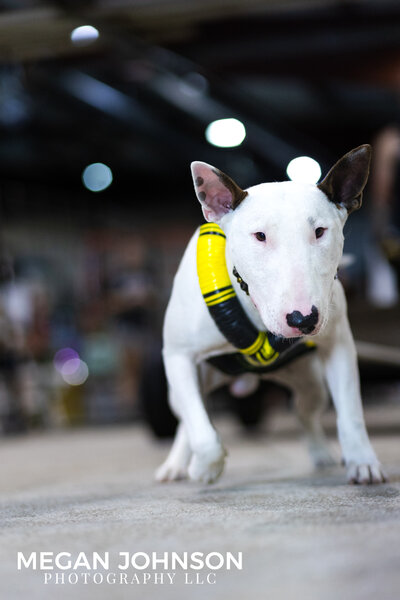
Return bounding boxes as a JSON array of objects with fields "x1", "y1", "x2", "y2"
[
  {"x1": 260, "y1": 316, "x2": 323, "y2": 339},
  {"x1": 250, "y1": 293, "x2": 324, "y2": 338},
  {"x1": 272, "y1": 328, "x2": 305, "y2": 340},
  {"x1": 249, "y1": 293, "x2": 257, "y2": 309}
]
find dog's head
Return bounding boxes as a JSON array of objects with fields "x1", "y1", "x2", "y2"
[{"x1": 191, "y1": 145, "x2": 371, "y2": 338}]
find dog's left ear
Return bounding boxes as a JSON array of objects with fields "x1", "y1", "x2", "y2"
[
  {"x1": 318, "y1": 144, "x2": 372, "y2": 214},
  {"x1": 191, "y1": 161, "x2": 247, "y2": 222}
]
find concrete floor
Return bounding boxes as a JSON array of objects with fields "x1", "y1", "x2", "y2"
[{"x1": 1, "y1": 406, "x2": 400, "y2": 600}]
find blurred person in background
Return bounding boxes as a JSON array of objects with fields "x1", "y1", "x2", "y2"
[
  {"x1": 0, "y1": 249, "x2": 26, "y2": 433},
  {"x1": 0, "y1": 250, "x2": 52, "y2": 432},
  {"x1": 105, "y1": 235, "x2": 157, "y2": 419},
  {"x1": 366, "y1": 125, "x2": 400, "y2": 307}
]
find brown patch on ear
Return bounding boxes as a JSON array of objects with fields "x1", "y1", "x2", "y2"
[
  {"x1": 195, "y1": 176, "x2": 204, "y2": 187},
  {"x1": 191, "y1": 161, "x2": 248, "y2": 221},
  {"x1": 318, "y1": 144, "x2": 372, "y2": 214},
  {"x1": 212, "y1": 168, "x2": 248, "y2": 210}
]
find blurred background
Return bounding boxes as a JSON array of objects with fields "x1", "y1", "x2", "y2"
[{"x1": 0, "y1": 0, "x2": 399, "y2": 437}]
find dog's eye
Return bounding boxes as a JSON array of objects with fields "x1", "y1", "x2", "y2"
[
  {"x1": 315, "y1": 227, "x2": 326, "y2": 239},
  {"x1": 254, "y1": 232, "x2": 266, "y2": 242}
]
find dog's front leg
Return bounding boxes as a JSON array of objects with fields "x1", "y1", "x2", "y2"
[
  {"x1": 319, "y1": 310, "x2": 386, "y2": 484},
  {"x1": 163, "y1": 351, "x2": 226, "y2": 484}
]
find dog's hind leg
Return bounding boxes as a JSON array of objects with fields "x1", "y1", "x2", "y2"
[
  {"x1": 155, "y1": 421, "x2": 192, "y2": 482},
  {"x1": 295, "y1": 391, "x2": 336, "y2": 469},
  {"x1": 272, "y1": 354, "x2": 336, "y2": 468}
]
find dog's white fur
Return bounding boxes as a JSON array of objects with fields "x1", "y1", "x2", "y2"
[{"x1": 156, "y1": 146, "x2": 386, "y2": 485}]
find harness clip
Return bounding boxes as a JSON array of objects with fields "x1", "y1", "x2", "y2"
[{"x1": 233, "y1": 266, "x2": 249, "y2": 295}]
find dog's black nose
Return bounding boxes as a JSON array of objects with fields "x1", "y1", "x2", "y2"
[{"x1": 286, "y1": 305, "x2": 319, "y2": 334}]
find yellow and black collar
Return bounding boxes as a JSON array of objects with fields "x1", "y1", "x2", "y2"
[{"x1": 197, "y1": 222, "x2": 315, "y2": 375}]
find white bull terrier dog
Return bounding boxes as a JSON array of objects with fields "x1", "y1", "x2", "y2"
[{"x1": 156, "y1": 144, "x2": 386, "y2": 485}]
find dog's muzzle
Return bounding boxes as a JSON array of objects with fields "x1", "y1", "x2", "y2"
[{"x1": 286, "y1": 305, "x2": 319, "y2": 334}]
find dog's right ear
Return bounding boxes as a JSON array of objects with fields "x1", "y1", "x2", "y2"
[
  {"x1": 318, "y1": 144, "x2": 372, "y2": 214},
  {"x1": 191, "y1": 162, "x2": 248, "y2": 222}
]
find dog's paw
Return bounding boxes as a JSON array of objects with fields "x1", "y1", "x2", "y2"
[
  {"x1": 346, "y1": 462, "x2": 388, "y2": 485},
  {"x1": 155, "y1": 459, "x2": 189, "y2": 483},
  {"x1": 308, "y1": 439, "x2": 337, "y2": 469},
  {"x1": 313, "y1": 451, "x2": 337, "y2": 469},
  {"x1": 188, "y1": 443, "x2": 227, "y2": 484}
]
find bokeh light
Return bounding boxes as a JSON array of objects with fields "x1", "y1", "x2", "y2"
[
  {"x1": 54, "y1": 348, "x2": 79, "y2": 373},
  {"x1": 82, "y1": 163, "x2": 113, "y2": 192},
  {"x1": 205, "y1": 118, "x2": 246, "y2": 148},
  {"x1": 286, "y1": 156, "x2": 322, "y2": 184},
  {"x1": 61, "y1": 359, "x2": 89, "y2": 386},
  {"x1": 70, "y1": 26, "x2": 99, "y2": 46}
]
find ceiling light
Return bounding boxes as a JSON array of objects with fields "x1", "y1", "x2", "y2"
[
  {"x1": 205, "y1": 118, "x2": 246, "y2": 148},
  {"x1": 71, "y1": 26, "x2": 99, "y2": 46},
  {"x1": 286, "y1": 156, "x2": 321, "y2": 184}
]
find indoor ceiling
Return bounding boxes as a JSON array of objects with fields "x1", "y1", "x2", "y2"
[{"x1": 0, "y1": 0, "x2": 399, "y2": 216}]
